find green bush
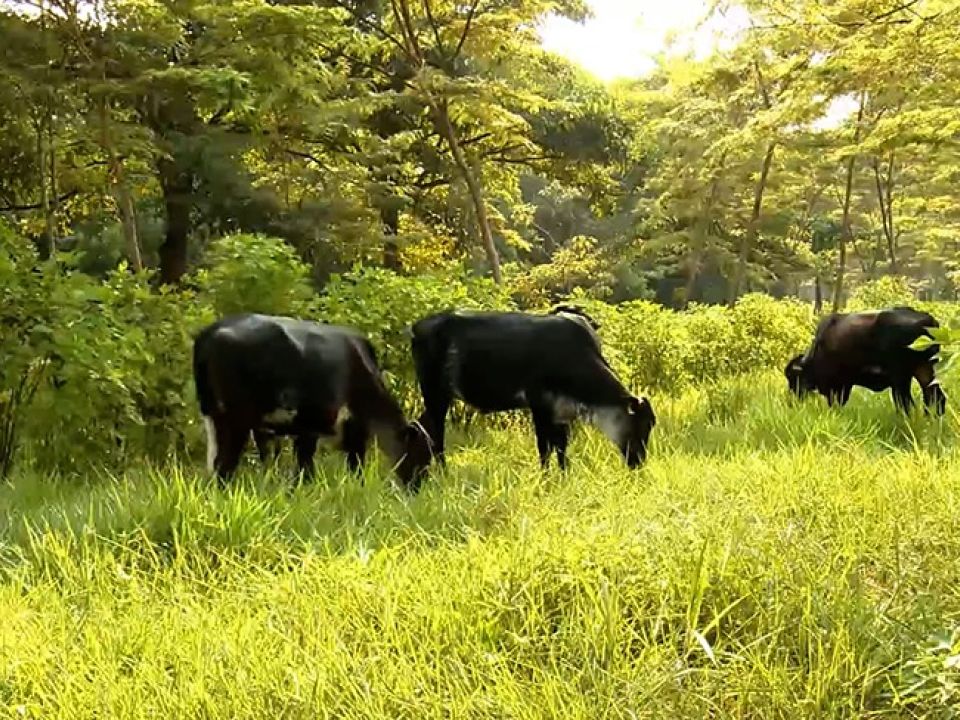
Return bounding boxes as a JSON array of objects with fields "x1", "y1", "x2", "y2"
[
  {"x1": 848, "y1": 276, "x2": 918, "y2": 311},
  {"x1": 573, "y1": 294, "x2": 813, "y2": 394},
  {"x1": 0, "y1": 221, "x2": 216, "y2": 473},
  {"x1": 20, "y1": 266, "x2": 213, "y2": 472},
  {"x1": 196, "y1": 233, "x2": 316, "y2": 318}
]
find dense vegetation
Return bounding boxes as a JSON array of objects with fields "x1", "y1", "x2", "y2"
[{"x1": 2, "y1": 0, "x2": 960, "y2": 715}]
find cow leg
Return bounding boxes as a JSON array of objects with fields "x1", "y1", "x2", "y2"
[
  {"x1": 412, "y1": 341, "x2": 452, "y2": 466},
  {"x1": 891, "y1": 379, "x2": 914, "y2": 414},
  {"x1": 340, "y1": 416, "x2": 369, "y2": 475},
  {"x1": 529, "y1": 403, "x2": 556, "y2": 469},
  {"x1": 253, "y1": 430, "x2": 278, "y2": 466},
  {"x1": 553, "y1": 423, "x2": 571, "y2": 471},
  {"x1": 294, "y1": 433, "x2": 319, "y2": 478},
  {"x1": 213, "y1": 420, "x2": 248, "y2": 483},
  {"x1": 419, "y1": 393, "x2": 451, "y2": 466},
  {"x1": 838, "y1": 385, "x2": 852, "y2": 406},
  {"x1": 922, "y1": 380, "x2": 947, "y2": 416},
  {"x1": 914, "y1": 362, "x2": 947, "y2": 416}
]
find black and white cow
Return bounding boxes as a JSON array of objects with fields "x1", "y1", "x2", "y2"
[
  {"x1": 785, "y1": 306, "x2": 947, "y2": 414},
  {"x1": 193, "y1": 314, "x2": 433, "y2": 488},
  {"x1": 410, "y1": 308, "x2": 656, "y2": 469}
]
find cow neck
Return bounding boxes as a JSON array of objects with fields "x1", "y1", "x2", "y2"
[{"x1": 354, "y1": 382, "x2": 409, "y2": 464}]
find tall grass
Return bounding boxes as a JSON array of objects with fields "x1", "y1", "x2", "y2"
[{"x1": 2, "y1": 372, "x2": 959, "y2": 718}]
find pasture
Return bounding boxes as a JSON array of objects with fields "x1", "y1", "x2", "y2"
[{"x1": 2, "y1": 370, "x2": 958, "y2": 718}]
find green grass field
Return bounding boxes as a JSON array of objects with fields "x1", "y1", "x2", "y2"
[{"x1": 2, "y1": 371, "x2": 960, "y2": 718}]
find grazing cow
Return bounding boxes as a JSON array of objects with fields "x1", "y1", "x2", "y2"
[
  {"x1": 193, "y1": 314, "x2": 433, "y2": 488},
  {"x1": 410, "y1": 309, "x2": 656, "y2": 469},
  {"x1": 785, "y1": 306, "x2": 947, "y2": 414}
]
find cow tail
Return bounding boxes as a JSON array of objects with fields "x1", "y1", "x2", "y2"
[
  {"x1": 410, "y1": 317, "x2": 451, "y2": 388},
  {"x1": 192, "y1": 343, "x2": 217, "y2": 417}
]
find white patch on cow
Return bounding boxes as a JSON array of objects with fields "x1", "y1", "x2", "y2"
[
  {"x1": 310, "y1": 405, "x2": 353, "y2": 450},
  {"x1": 589, "y1": 406, "x2": 628, "y2": 445},
  {"x1": 202, "y1": 415, "x2": 218, "y2": 472},
  {"x1": 515, "y1": 390, "x2": 528, "y2": 404},
  {"x1": 333, "y1": 405, "x2": 352, "y2": 441},
  {"x1": 263, "y1": 407, "x2": 298, "y2": 425},
  {"x1": 549, "y1": 394, "x2": 583, "y2": 423},
  {"x1": 555, "y1": 311, "x2": 600, "y2": 342}
]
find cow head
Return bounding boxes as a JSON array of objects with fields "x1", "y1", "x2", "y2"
[
  {"x1": 784, "y1": 354, "x2": 813, "y2": 397},
  {"x1": 396, "y1": 421, "x2": 434, "y2": 490},
  {"x1": 923, "y1": 379, "x2": 948, "y2": 416},
  {"x1": 596, "y1": 396, "x2": 656, "y2": 468}
]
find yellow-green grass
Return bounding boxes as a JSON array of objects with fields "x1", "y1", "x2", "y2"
[{"x1": 1, "y1": 371, "x2": 959, "y2": 718}]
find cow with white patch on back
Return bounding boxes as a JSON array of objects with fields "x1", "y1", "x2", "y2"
[
  {"x1": 192, "y1": 314, "x2": 433, "y2": 489},
  {"x1": 409, "y1": 307, "x2": 656, "y2": 470}
]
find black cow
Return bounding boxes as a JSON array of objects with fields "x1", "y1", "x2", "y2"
[
  {"x1": 410, "y1": 309, "x2": 656, "y2": 469},
  {"x1": 785, "y1": 306, "x2": 947, "y2": 414},
  {"x1": 193, "y1": 314, "x2": 433, "y2": 488}
]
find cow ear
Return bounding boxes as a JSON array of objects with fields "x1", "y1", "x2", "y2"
[{"x1": 627, "y1": 396, "x2": 642, "y2": 415}]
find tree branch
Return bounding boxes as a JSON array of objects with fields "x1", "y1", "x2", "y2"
[
  {"x1": 0, "y1": 189, "x2": 78, "y2": 213},
  {"x1": 316, "y1": 40, "x2": 403, "y2": 85},
  {"x1": 753, "y1": 60, "x2": 772, "y2": 110},
  {"x1": 484, "y1": 154, "x2": 563, "y2": 165},
  {"x1": 871, "y1": 0, "x2": 923, "y2": 22},
  {"x1": 460, "y1": 132, "x2": 493, "y2": 147},
  {"x1": 413, "y1": 176, "x2": 449, "y2": 190},
  {"x1": 324, "y1": 0, "x2": 409, "y2": 55},
  {"x1": 421, "y1": 0, "x2": 447, "y2": 60},
  {"x1": 453, "y1": 0, "x2": 481, "y2": 60},
  {"x1": 284, "y1": 148, "x2": 329, "y2": 170},
  {"x1": 391, "y1": 0, "x2": 424, "y2": 63}
]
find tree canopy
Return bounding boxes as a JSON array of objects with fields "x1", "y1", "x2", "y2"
[{"x1": 1, "y1": 0, "x2": 957, "y2": 307}]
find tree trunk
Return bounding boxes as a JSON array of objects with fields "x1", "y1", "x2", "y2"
[
  {"x1": 36, "y1": 118, "x2": 55, "y2": 259},
  {"x1": 814, "y1": 271, "x2": 823, "y2": 313},
  {"x1": 686, "y1": 155, "x2": 726, "y2": 308},
  {"x1": 112, "y1": 164, "x2": 143, "y2": 272},
  {"x1": 48, "y1": 119, "x2": 59, "y2": 254},
  {"x1": 684, "y1": 248, "x2": 701, "y2": 307},
  {"x1": 382, "y1": 204, "x2": 402, "y2": 271},
  {"x1": 157, "y1": 156, "x2": 193, "y2": 285},
  {"x1": 729, "y1": 141, "x2": 776, "y2": 305},
  {"x1": 873, "y1": 151, "x2": 898, "y2": 273},
  {"x1": 431, "y1": 100, "x2": 502, "y2": 284},
  {"x1": 832, "y1": 94, "x2": 866, "y2": 312}
]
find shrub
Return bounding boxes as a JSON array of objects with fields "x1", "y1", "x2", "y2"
[
  {"x1": 848, "y1": 276, "x2": 917, "y2": 311},
  {"x1": 21, "y1": 266, "x2": 213, "y2": 472},
  {"x1": 0, "y1": 222, "x2": 217, "y2": 473},
  {"x1": 196, "y1": 233, "x2": 315, "y2": 318},
  {"x1": 727, "y1": 294, "x2": 813, "y2": 373},
  {"x1": 509, "y1": 236, "x2": 615, "y2": 307},
  {"x1": 564, "y1": 294, "x2": 813, "y2": 395}
]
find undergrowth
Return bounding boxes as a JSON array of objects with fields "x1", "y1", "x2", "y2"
[{"x1": 1, "y1": 372, "x2": 959, "y2": 718}]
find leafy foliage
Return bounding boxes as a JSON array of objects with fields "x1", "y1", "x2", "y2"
[{"x1": 197, "y1": 233, "x2": 316, "y2": 318}]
